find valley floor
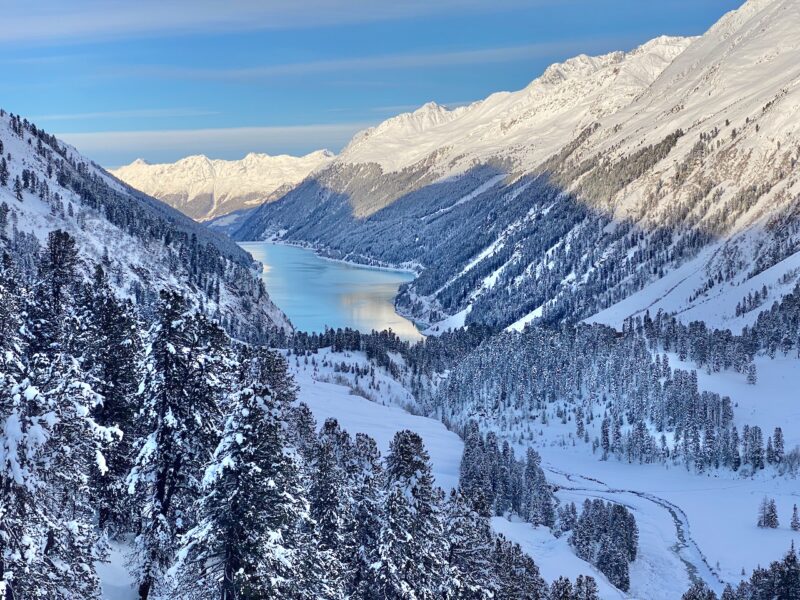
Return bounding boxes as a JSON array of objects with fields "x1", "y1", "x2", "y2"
[
  {"x1": 285, "y1": 348, "x2": 800, "y2": 600},
  {"x1": 98, "y1": 347, "x2": 800, "y2": 600}
]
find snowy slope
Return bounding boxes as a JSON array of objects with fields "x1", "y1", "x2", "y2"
[
  {"x1": 238, "y1": 0, "x2": 800, "y2": 333},
  {"x1": 111, "y1": 150, "x2": 334, "y2": 222},
  {"x1": 282, "y1": 349, "x2": 633, "y2": 596},
  {"x1": 0, "y1": 110, "x2": 291, "y2": 338},
  {"x1": 281, "y1": 345, "x2": 787, "y2": 600}
]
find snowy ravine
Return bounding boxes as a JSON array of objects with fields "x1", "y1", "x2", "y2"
[{"x1": 284, "y1": 350, "x2": 659, "y2": 599}]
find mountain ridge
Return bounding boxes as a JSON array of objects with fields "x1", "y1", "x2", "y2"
[
  {"x1": 111, "y1": 148, "x2": 335, "y2": 224},
  {"x1": 235, "y1": 0, "x2": 800, "y2": 335}
]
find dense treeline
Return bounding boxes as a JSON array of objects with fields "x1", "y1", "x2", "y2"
[
  {"x1": 631, "y1": 279, "x2": 800, "y2": 372},
  {"x1": 458, "y1": 424, "x2": 638, "y2": 590},
  {"x1": 435, "y1": 322, "x2": 791, "y2": 475},
  {"x1": 460, "y1": 422, "x2": 556, "y2": 525},
  {"x1": 284, "y1": 324, "x2": 493, "y2": 385},
  {"x1": 566, "y1": 500, "x2": 638, "y2": 592},
  {"x1": 1, "y1": 232, "x2": 608, "y2": 599}
]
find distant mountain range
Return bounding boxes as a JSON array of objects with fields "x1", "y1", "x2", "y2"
[
  {"x1": 111, "y1": 149, "x2": 334, "y2": 228},
  {"x1": 232, "y1": 0, "x2": 800, "y2": 334}
]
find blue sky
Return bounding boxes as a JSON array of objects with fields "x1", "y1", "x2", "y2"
[{"x1": 1, "y1": 0, "x2": 743, "y2": 167}]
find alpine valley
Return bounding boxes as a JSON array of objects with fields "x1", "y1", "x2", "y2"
[{"x1": 2, "y1": 1, "x2": 800, "y2": 600}]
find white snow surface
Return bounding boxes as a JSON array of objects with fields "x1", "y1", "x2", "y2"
[
  {"x1": 338, "y1": 36, "x2": 692, "y2": 174},
  {"x1": 97, "y1": 541, "x2": 137, "y2": 600},
  {"x1": 93, "y1": 341, "x2": 800, "y2": 599},
  {"x1": 492, "y1": 518, "x2": 626, "y2": 600},
  {"x1": 283, "y1": 341, "x2": 800, "y2": 599}
]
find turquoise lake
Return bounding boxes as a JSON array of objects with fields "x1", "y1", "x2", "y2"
[{"x1": 240, "y1": 242, "x2": 423, "y2": 341}]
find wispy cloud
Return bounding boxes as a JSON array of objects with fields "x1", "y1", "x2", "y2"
[
  {"x1": 118, "y1": 38, "x2": 624, "y2": 81},
  {"x1": 32, "y1": 108, "x2": 220, "y2": 122},
  {"x1": 1, "y1": 0, "x2": 545, "y2": 45},
  {"x1": 57, "y1": 122, "x2": 375, "y2": 167}
]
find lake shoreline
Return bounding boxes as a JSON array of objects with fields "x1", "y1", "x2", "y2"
[{"x1": 252, "y1": 235, "x2": 423, "y2": 277}]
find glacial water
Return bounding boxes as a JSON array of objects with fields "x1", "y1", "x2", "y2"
[{"x1": 240, "y1": 242, "x2": 423, "y2": 341}]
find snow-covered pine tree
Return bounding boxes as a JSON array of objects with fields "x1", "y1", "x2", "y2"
[
  {"x1": 0, "y1": 252, "x2": 37, "y2": 598},
  {"x1": 81, "y1": 264, "x2": 142, "y2": 531},
  {"x1": 376, "y1": 430, "x2": 447, "y2": 598},
  {"x1": 596, "y1": 534, "x2": 630, "y2": 592},
  {"x1": 442, "y1": 489, "x2": 496, "y2": 599},
  {"x1": 459, "y1": 421, "x2": 492, "y2": 517},
  {"x1": 610, "y1": 503, "x2": 638, "y2": 562},
  {"x1": 768, "y1": 499, "x2": 780, "y2": 528},
  {"x1": 288, "y1": 402, "x2": 319, "y2": 463},
  {"x1": 26, "y1": 229, "x2": 80, "y2": 360},
  {"x1": 170, "y1": 376, "x2": 315, "y2": 599},
  {"x1": 522, "y1": 448, "x2": 555, "y2": 528},
  {"x1": 773, "y1": 427, "x2": 785, "y2": 465},
  {"x1": 757, "y1": 497, "x2": 779, "y2": 529},
  {"x1": 681, "y1": 581, "x2": 718, "y2": 600},
  {"x1": 127, "y1": 290, "x2": 231, "y2": 600},
  {"x1": 349, "y1": 433, "x2": 385, "y2": 598},
  {"x1": 491, "y1": 536, "x2": 547, "y2": 599},
  {"x1": 309, "y1": 434, "x2": 353, "y2": 597},
  {"x1": 549, "y1": 576, "x2": 573, "y2": 600},
  {"x1": 0, "y1": 243, "x2": 110, "y2": 599},
  {"x1": 573, "y1": 574, "x2": 601, "y2": 600}
]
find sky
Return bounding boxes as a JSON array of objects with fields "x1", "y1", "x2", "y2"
[{"x1": 0, "y1": 0, "x2": 744, "y2": 167}]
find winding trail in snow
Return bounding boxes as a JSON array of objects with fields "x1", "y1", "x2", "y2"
[{"x1": 546, "y1": 466, "x2": 726, "y2": 595}]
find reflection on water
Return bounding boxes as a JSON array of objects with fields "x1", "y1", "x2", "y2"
[{"x1": 240, "y1": 242, "x2": 423, "y2": 341}]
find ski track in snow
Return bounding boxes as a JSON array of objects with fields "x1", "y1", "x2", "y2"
[{"x1": 547, "y1": 467, "x2": 724, "y2": 597}]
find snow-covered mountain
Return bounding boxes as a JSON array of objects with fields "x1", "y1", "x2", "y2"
[
  {"x1": 111, "y1": 149, "x2": 334, "y2": 225},
  {"x1": 236, "y1": 0, "x2": 800, "y2": 334},
  {"x1": 0, "y1": 109, "x2": 291, "y2": 340}
]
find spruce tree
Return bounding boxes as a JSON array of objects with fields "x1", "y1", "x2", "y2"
[
  {"x1": 82, "y1": 265, "x2": 142, "y2": 531},
  {"x1": 492, "y1": 536, "x2": 547, "y2": 599},
  {"x1": 573, "y1": 575, "x2": 601, "y2": 600},
  {"x1": 350, "y1": 433, "x2": 385, "y2": 598},
  {"x1": 376, "y1": 430, "x2": 447, "y2": 598},
  {"x1": 0, "y1": 250, "x2": 107, "y2": 599},
  {"x1": 309, "y1": 435, "x2": 352, "y2": 597},
  {"x1": 596, "y1": 535, "x2": 630, "y2": 592},
  {"x1": 127, "y1": 291, "x2": 230, "y2": 600},
  {"x1": 549, "y1": 576, "x2": 573, "y2": 600},
  {"x1": 170, "y1": 381, "x2": 314, "y2": 599},
  {"x1": 681, "y1": 581, "x2": 718, "y2": 600},
  {"x1": 442, "y1": 490, "x2": 496, "y2": 599}
]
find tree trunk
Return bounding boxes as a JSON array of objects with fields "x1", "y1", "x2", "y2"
[{"x1": 138, "y1": 578, "x2": 152, "y2": 600}]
